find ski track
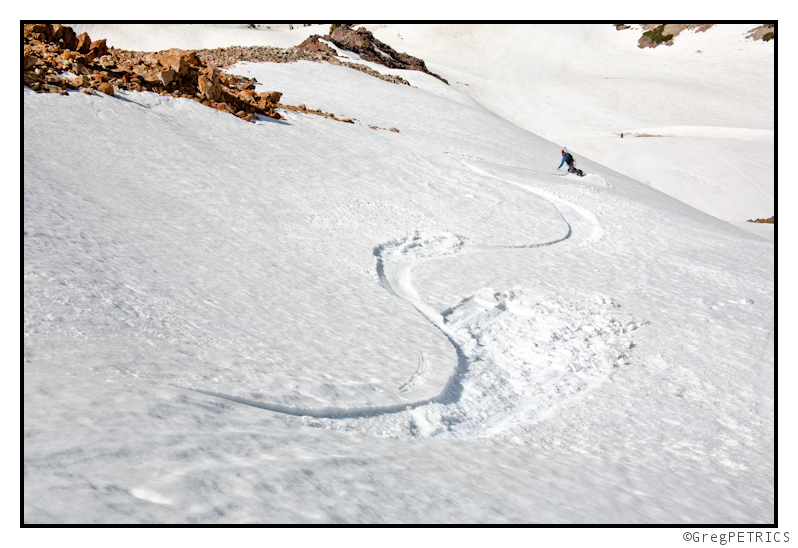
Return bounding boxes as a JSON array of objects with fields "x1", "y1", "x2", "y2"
[
  {"x1": 686, "y1": 137, "x2": 773, "y2": 199},
  {"x1": 193, "y1": 156, "x2": 640, "y2": 439}
]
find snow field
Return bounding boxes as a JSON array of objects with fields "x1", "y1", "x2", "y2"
[
  {"x1": 368, "y1": 24, "x2": 774, "y2": 223},
  {"x1": 24, "y1": 25, "x2": 774, "y2": 524},
  {"x1": 67, "y1": 23, "x2": 327, "y2": 51}
]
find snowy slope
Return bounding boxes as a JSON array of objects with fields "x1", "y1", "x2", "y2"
[
  {"x1": 67, "y1": 23, "x2": 775, "y2": 226},
  {"x1": 66, "y1": 23, "x2": 327, "y2": 51},
  {"x1": 366, "y1": 24, "x2": 774, "y2": 226},
  {"x1": 24, "y1": 25, "x2": 775, "y2": 524}
]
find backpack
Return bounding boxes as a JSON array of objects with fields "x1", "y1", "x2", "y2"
[{"x1": 565, "y1": 151, "x2": 574, "y2": 163}]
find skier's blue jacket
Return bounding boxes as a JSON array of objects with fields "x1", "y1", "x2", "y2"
[{"x1": 558, "y1": 151, "x2": 573, "y2": 169}]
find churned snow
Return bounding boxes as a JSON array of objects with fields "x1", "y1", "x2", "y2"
[{"x1": 24, "y1": 24, "x2": 776, "y2": 526}]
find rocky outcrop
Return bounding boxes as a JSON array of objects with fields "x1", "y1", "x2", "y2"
[
  {"x1": 637, "y1": 24, "x2": 714, "y2": 48},
  {"x1": 747, "y1": 216, "x2": 774, "y2": 224},
  {"x1": 297, "y1": 25, "x2": 448, "y2": 84},
  {"x1": 24, "y1": 24, "x2": 404, "y2": 130},
  {"x1": 23, "y1": 24, "x2": 283, "y2": 122},
  {"x1": 296, "y1": 35, "x2": 338, "y2": 55},
  {"x1": 746, "y1": 24, "x2": 775, "y2": 42},
  {"x1": 194, "y1": 43, "x2": 411, "y2": 86}
]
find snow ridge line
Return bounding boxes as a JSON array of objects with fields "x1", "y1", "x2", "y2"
[{"x1": 192, "y1": 156, "x2": 602, "y2": 423}]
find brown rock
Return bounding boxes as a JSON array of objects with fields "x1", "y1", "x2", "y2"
[
  {"x1": 330, "y1": 25, "x2": 370, "y2": 49},
  {"x1": 29, "y1": 24, "x2": 53, "y2": 41},
  {"x1": 61, "y1": 26, "x2": 78, "y2": 50},
  {"x1": 24, "y1": 55, "x2": 37, "y2": 70},
  {"x1": 158, "y1": 49, "x2": 189, "y2": 77},
  {"x1": 50, "y1": 24, "x2": 64, "y2": 42},
  {"x1": 747, "y1": 24, "x2": 775, "y2": 42},
  {"x1": 76, "y1": 32, "x2": 92, "y2": 54},
  {"x1": 296, "y1": 35, "x2": 338, "y2": 56},
  {"x1": 157, "y1": 69, "x2": 176, "y2": 86},
  {"x1": 181, "y1": 50, "x2": 199, "y2": 66},
  {"x1": 45, "y1": 74, "x2": 66, "y2": 86},
  {"x1": 198, "y1": 70, "x2": 221, "y2": 102},
  {"x1": 261, "y1": 91, "x2": 282, "y2": 104},
  {"x1": 638, "y1": 24, "x2": 715, "y2": 49},
  {"x1": 89, "y1": 39, "x2": 108, "y2": 57},
  {"x1": 325, "y1": 24, "x2": 447, "y2": 84}
]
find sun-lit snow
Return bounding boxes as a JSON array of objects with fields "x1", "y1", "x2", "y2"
[
  {"x1": 366, "y1": 24, "x2": 774, "y2": 228},
  {"x1": 24, "y1": 24, "x2": 775, "y2": 524}
]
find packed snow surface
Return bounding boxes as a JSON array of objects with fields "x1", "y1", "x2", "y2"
[{"x1": 24, "y1": 24, "x2": 774, "y2": 524}]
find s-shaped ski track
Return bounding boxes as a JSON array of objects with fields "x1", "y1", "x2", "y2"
[{"x1": 189, "y1": 155, "x2": 618, "y2": 436}]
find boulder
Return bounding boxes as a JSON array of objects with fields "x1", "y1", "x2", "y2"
[
  {"x1": 158, "y1": 49, "x2": 189, "y2": 77},
  {"x1": 296, "y1": 35, "x2": 338, "y2": 56},
  {"x1": 157, "y1": 69, "x2": 176, "y2": 86},
  {"x1": 89, "y1": 39, "x2": 108, "y2": 57},
  {"x1": 50, "y1": 24, "x2": 64, "y2": 42},
  {"x1": 76, "y1": 32, "x2": 92, "y2": 54},
  {"x1": 28, "y1": 24, "x2": 53, "y2": 42},
  {"x1": 181, "y1": 50, "x2": 199, "y2": 66},
  {"x1": 97, "y1": 82, "x2": 114, "y2": 96},
  {"x1": 60, "y1": 26, "x2": 78, "y2": 50},
  {"x1": 259, "y1": 91, "x2": 282, "y2": 104},
  {"x1": 198, "y1": 69, "x2": 222, "y2": 102},
  {"x1": 330, "y1": 25, "x2": 370, "y2": 49}
]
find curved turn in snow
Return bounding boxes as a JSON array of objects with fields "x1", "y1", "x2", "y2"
[{"x1": 198, "y1": 157, "x2": 642, "y2": 439}]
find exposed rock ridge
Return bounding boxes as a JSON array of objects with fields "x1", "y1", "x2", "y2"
[
  {"x1": 194, "y1": 44, "x2": 411, "y2": 86},
  {"x1": 297, "y1": 24, "x2": 449, "y2": 85},
  {"x1": 637, "y1": 24, "x2": 714, "y2": 48}
]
